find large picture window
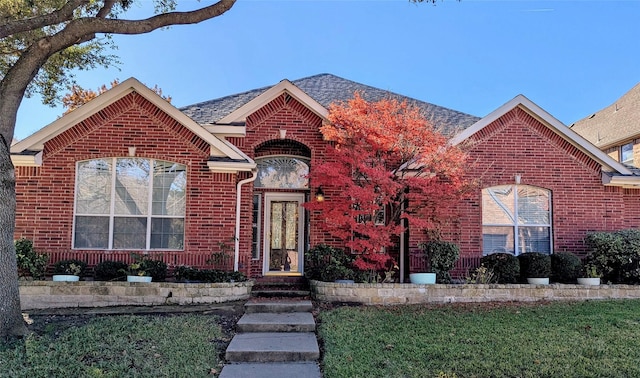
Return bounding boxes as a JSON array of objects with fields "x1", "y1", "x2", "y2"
[
  {"x1": 482, "y1": 185, "x2": 551, "y2": 255},
  {"x1": 74, "y1": 158, "x2": 186, "y2": 250}
]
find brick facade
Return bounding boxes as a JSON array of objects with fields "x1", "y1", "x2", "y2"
[{"x1": 14, "y1": 84, "x2": 640, "y2": 280}]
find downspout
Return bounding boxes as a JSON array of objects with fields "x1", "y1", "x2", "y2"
[{"x1": 234, "y1": 169, "x2": 258, "y2": 271}]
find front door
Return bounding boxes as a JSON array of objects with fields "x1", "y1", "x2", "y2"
[{"x1": 263, "y1": 193, "x2": 305, "y2": 275}]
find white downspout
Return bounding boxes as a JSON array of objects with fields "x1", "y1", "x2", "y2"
[{"x1": 234, "y1": 169, "x2": 258, "y2": 272}]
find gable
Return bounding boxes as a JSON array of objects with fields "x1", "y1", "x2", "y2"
[
  {"x1": 451, "y1": 95, "x2": 634, "y2": 181},
  {"x1": 11, "y1": 78, "x2": 255, "y2": 172}
]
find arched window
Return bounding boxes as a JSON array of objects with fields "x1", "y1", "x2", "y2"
[
  {"x1": 74, "y1": 158, "x2": 186, "y2": 250},
  {"x1": 254, "y1": 156, "x2": 310, "y2": 189},
  {"x1": 482, "y1": 185, "x2": 551, "y2": 255}
]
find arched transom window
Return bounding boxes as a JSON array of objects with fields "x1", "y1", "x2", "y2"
[
  {"x1": 74, "y1": 158, "x2": 186, "y2": 250},
  {"x1": 254, "y1": 156, "x2": 310, "y2": 189},
  {"x1": 482, "y1": 185, "x2": 552, "y2": 255}
]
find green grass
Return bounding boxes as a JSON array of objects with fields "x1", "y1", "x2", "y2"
[
  {"x1": 318, "y1": 300, "x2": 640, "y2": 378},
  {"x1": 0, "y1": 314, "x2": 227, "y2": 378}
]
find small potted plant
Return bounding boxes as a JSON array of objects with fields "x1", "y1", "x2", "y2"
[
  {"x1": 122, "y1": 253, "x2": 153, "y2": 283},
  {"x1": 518, "y1": 252, "x2": 551, "y2": 285},
  {"x1": 52, "y1": 259, "x2": 87, "y2": 281},
  {"x1": 577, "y1": 263, "x2": 601, "y2": 286}
]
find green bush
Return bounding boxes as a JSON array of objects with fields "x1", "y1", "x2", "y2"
[
  {"x1": 417, "y1": 240, "x2": 460, "y2": 283},
  {"x1": 550, "y1": 252, "x2": 581, "y2": 283},
  {"x1": 94, "y1": 260, "x2": 128, "y2": 281},
  {"x1": 518, "y1": 252, "x2": 551, "y2": 280},
  {"x1": 53, "y1": 259, "x2": 87, "y2": 276},
  {"x1": 304, "y1": 244, "x2": 356, "y2": 282},
  {"x1": 480, "y1": 253, "x2": 519, "y2": 283},
  {"x1": 140, "y1": 259, "x2": 168, "y2": 282},
  {"x1": 15, "y1": 238, "x2": 48, "y2": 280},
  {"x1": 585, "y1": 230, "x2": 640, "y2": 284},
  {"x1": 174, "y1": 266, "x2": 247, "y2": 283}
]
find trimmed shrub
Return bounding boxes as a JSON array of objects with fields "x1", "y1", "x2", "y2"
[
  {"x1": 585, "y1": 229, "x2": 640, "y2": 284},
  {"x1": 94, "y1": 260, "x2": 128, "y2": 281},
  {"x1": 174, "y1": 266, "x2": 247, "y2": 283},
  {"x1": 480, "y1": 253, "x2": 520, "y2": 284},
  {"x1": 418, "y1": 241, "x2": 460, "y2": 283},
  {"x1": 304, "y1": 244, "x2": 356, "y2": 282},
  {"x1": 518, "y1": 252, "x2": 551, "y2": 280},
  {"x1": 140, "y1": 259, "x2": 168, "y2": 282},
  {"x1": 15, "y1": 238, "x2": 48, "y2": 280},
  {"x1": 550, "y1": 252, "x2": 581, "y2": 283},
  {"x1": 53, "y1": 259, "x2": 87, "y2": 276}
]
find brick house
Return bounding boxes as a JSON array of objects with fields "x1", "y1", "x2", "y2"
[
  {"x1": 570, "y1": 82, "x2": 640, "y2": 167},
  {"x1": 11, "y1": 74, "x2": 640, "y2": 280}
]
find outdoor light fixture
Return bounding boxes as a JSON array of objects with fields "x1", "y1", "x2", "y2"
[
  {"x1": 315, "y1": 186, "x2": 325, "y2": 202},
  {"x1": 515, "y1": 174, "x2": 522, "y2": 185}
]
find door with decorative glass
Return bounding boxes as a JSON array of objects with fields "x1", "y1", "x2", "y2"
[{"x1": 263, "y1": 193, "x2": 305, "y2": 275}]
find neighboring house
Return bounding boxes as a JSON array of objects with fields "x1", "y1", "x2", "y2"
[
  {"x1": 11, "y1": 74, "x2": 640, "y2": 280},
  {"x1": 570, "y1": 82, "x2": 640, "y2": 167}
]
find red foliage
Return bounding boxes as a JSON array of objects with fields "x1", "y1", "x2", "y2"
[{"x1": 304, "y1": 93, "x2": 470, "y2": 268}]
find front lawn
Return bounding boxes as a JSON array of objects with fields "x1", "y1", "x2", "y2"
[
  {"x1": 0, "y1": 314, "x2": 230, "y2": 378},
  {"x1": 318, "y1": 300, "x2": 640, "y2": 378}
]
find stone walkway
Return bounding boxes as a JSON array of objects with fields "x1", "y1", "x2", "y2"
[{"x1": 219, "y1": 299, "x2": 321, "y2": 378}]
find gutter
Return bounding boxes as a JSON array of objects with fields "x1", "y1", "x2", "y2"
[{"x1": 234, "y1": 169, "x2": 258, "y2": 272}]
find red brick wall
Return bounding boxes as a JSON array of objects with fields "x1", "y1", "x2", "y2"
[
  {"x1": 15, "y1": 92, "x2": 239, "y2": 270},
  {"x1": 430, "y1": 107, "x2": 634, "y2": 269},
  {"x1": 241, "y1": 93, "x2": 337, "y2": 277}
]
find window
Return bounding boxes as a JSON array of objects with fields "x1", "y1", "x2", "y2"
[
  {"x1": 254, "y1": 156, "x2": 309, "y2": 189},
  {"x1": 74, "y1": 158, "x2": 186, "y2": 250},
  {"x1": 251, "y1": 194, "x2": 261, "y2": 259},
  {"x1": 621, "y1": 142, "x2": 634, "y2": 166},
  {"x1": 482, "y1": 185, "x2": 551, "y2": 255}
]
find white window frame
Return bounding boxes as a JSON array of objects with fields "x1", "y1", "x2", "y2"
[
  {"x1": 252, "y1": 193, "x2": 261, "y2": 260},
  {"x1": 482, "y1": 184, "x2": 552, "y2": 256},
  {"x1": 72, "y1": 157, "x2": 186, "y2": 250},
  {"x1": 621, "y1": 142, "x2": 634, "y2": 166}
]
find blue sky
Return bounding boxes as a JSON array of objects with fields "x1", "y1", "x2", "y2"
[{"x1": 14, "y1": 0, "x2": 640, "y2": 140}]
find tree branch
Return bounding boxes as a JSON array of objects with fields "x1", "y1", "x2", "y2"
[
  {"x1": 96, "y1": 0, "x2": 117, "y2": 19},
  {"x1": 0, "y1": 0, "x2": 89, "y2": 39},
  {"x1": 75, "y1": 0, "x2": 237, "y2": 35}
]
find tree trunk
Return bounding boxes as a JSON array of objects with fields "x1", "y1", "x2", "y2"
[{"x1": 0, "y1": 137, "x2": 27, "y2": 340}]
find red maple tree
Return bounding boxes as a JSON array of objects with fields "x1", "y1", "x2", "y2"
[{"x1": 305, "y1": 93, "x2": 469, "y2": 273}]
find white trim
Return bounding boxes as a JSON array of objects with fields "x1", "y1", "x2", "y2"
[
  {"x1": 10, "y1": 152, "x2": 42, "y2": 167},
  {"x1": 202, "y1": 125, "x2": 246, "y2": 137},
  {"x1": 11, "y1": 77, "x2": 249, "y2": 162},
  {"x1": 207, "y1": 161, "x2": 256, "y2": 173},
  {"x1": 262, "y1": 193, "x2": 306, "y2": 276},
  {"x1": 450, "y1": 95, "x2": 633, "y2": 175},
  {"x1": 217, "y1": 79, "x2": 329, "y2": 125},
  {"x1": 602, "y1": 173, "x2": 640, "y2": 188},
  {"x1": 234, "y1": 170, "x2": 258, "y2": 272}
]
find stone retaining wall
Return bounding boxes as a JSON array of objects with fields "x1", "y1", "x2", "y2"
[
  {"x1": 310, "y1": 280, "x2": 640, "y2": 305},
  {"x1": 19, "y1": 280, "x2": 254, "y2": 310}
]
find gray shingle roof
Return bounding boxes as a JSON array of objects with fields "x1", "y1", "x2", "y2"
[
  {"x1": 180, "y1": 73, "x2": 480, "y2": 136},
  {"x1": 570, "y1": 82, "x2": 640, "y2": 148}
]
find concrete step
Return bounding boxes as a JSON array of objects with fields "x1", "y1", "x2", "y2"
[
  {"x1": 225, "y1": 332, "x2": 320, "y2": 362},
  {"x1": 244, "y1": 299, "x2": 313, "y2": 314},
  {"x1": 219, "y1": 362, "x2": 321, "y2": 378},
  {"x1": 236, "y1": 312, "x2": 316, "y2": 333}
]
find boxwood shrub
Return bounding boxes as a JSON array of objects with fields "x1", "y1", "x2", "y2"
[
  {"x1": 140, "y1": 259, "x2": 168, "y2": 282},
  {"x1": 550, "y1": 252, "x2": 581, "y2": 283},
  {"x1": 174, "y1": 266, "x2": 247, "y2": 283},
  {"x1": 518, "y1": 252, "x2": 551, "y2": 280},
  {"x1": 94, "y1": 260, "x2": 128, "y2": 281},
  {"x1": 479, "y1": 253, "x2": 519, "y2": 284}
]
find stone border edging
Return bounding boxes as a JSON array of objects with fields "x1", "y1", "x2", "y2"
[
  {"x1": 19, "y1": 280, "x2": 254, "y2": 310},
  {"x1": 310, "y1": 280, "x2": 640, "y2": 305}
]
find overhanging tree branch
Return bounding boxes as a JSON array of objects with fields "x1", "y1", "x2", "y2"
[{"x1": 0, "y1": 0, "x2": 89, "y2": 39}]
